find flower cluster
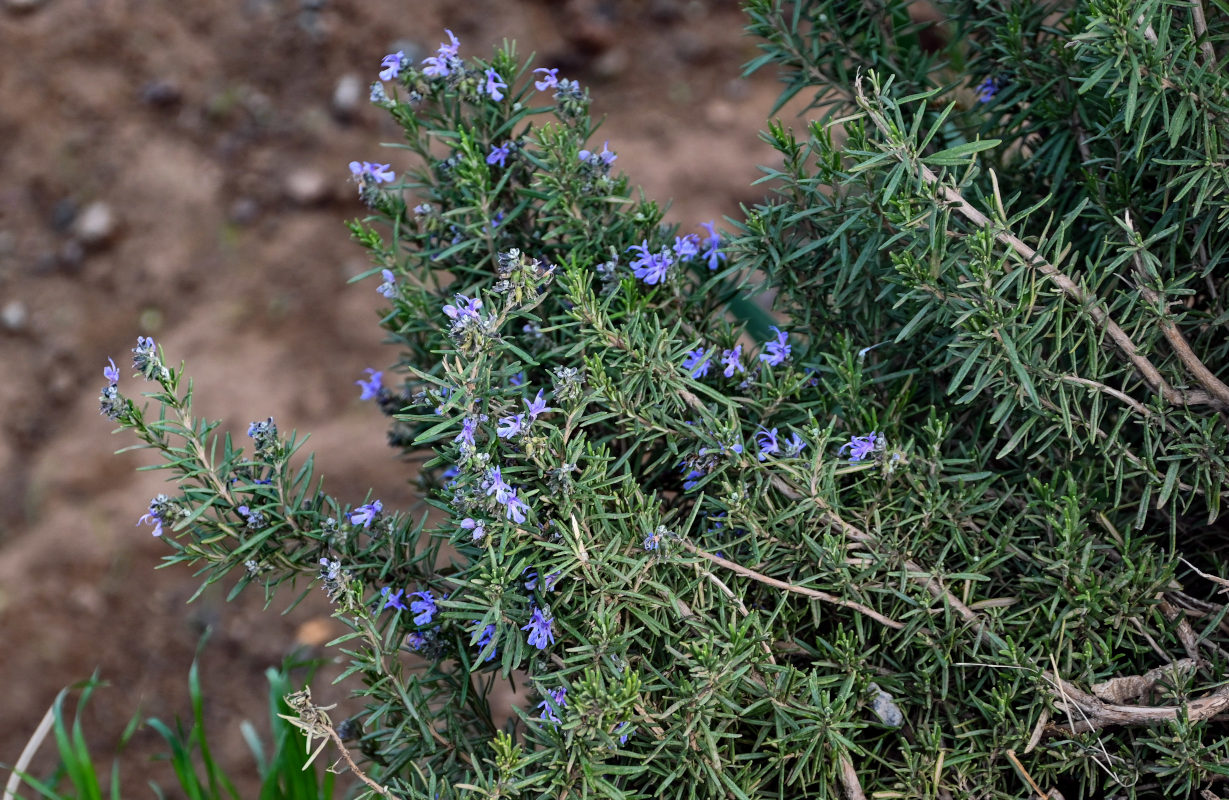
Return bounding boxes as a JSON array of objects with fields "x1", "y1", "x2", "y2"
[
  {"x1": 839, "y1": 432, "x2": 880, "y2": 462},
  {"x1": 348, "y1": 499, "x2": 383, "y2": 528},
  {"x1": 247, "y1": 417, "x2": 280, "y2": 460},
  {"x1": 755, "y1": 427, "x2": 807, "y2": 461},
  {"x1": 482, "y1": 466, "x2": 531, "y2": 524},
  {"x1": 538, "y1": 686, "x2": 567, "y2": 727},
  {"x1": 522, "y1": 606, "x2": 555, "y2": 650},
  {"x1": 443, "y1": 293, "x2": 498, "y2": 356},
  {"x1": 137, "y1": 494, "x2": 178, "y2": 537},
  {"x1": 493, "y1": 248, "x2": 556, "y2": 306}
]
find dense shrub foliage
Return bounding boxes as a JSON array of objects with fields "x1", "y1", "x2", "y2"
[{"x1": 98, "y1": 2, "x2": 1229, "y2": 798}]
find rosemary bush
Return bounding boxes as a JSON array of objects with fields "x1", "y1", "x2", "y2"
[{"x1": 99, "y1": 2, "x2": 1229, "y2": 797}]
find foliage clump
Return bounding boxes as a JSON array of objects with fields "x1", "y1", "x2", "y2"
[{"x1": 100, "y1": 3, "x2": 1229, "y2": 798}]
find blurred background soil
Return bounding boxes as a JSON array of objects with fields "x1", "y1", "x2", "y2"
[{"x1": 0, "y1": 0, "x2": 786, "y2": 793}]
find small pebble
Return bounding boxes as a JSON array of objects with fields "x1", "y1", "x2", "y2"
[
  {"x1": 72, "y1": 201, "x2": 117, "y2": 247},
  {"x1": 331, "y1": 74, "x2": 363, "y2": 121},
  {"x1": 284, "y1": 169, "x2": 330, "y2": 206},
  {"x1": 1, "y1": 300, "x2": 27, "y2": 331},
  {"x1": 141, "y1": 79, "x2": 182, "y2": 108}
]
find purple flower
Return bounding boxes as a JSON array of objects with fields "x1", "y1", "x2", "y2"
[
  {"x1": 379, "y1": 50, "x2": 405, "y2": 81},
  {"x1": 455, "y1": 415, "x2": 481, "y2": 447},
  {"x1": 471, "y1": 622, "x2": 497, "y2": 661},
  {"x1": 721, "y1": 345, "x2": 744, "y2": 377},
  {"x1": 237, "y1": 504, "x2": 265, "y2": 529},
  {"x1": 509, "y1": 371, "x2": 525, "y2": 387},
  {"x1": 497, "y1": 413, "x2": 525, "y2": 439},
  {"x1": 700, "y1": 221, "x2": 726, "y2": 270},
  {"x1": 132, "y1": 336, "x2": 158, "y2": 376},
  {"x1": 538, "y1": 686, "x2": 567, "y2": 726},
  {"x1": 481, "y1": 68, "x2": 507, "y2": 101},
  {"x1": 503, "y1": 491, "x2": 530, "y2": 524},
  {"x1": 136, "y1": 496, "x2": 169, "y2": 537},
  {"x1": 672, "y1": 234, "x2": 700, "y2": 262},
  {"x1": 976, "y1": 76, "x2": 999, "y2": 103},
  {"x1": 348, "y1": 499, "x2": 383, "y2": 528},
  {"x1": 681, "y1": 465, "x2": 706, "y2": 492},
  {"x1": 579, "y1": 141, "x2": 616, "y2": 166},
  {"x1": 615, "y1": 721, "x2": 631, "y2": 745},
  {"x1": 533, "y1": 67, "x2": 559, "y2": 91},
  {"x1": 409, "y1": 590, "x2": 437, "y2": 625},
  {"x1": 784, "y1": 431, "x2": 807, "y2": 457},
  {"x1": 406, "y1": 631, "x2": 427, "y2": 650},
  {"x1": 756, "y1": 427, "x2": 780, "y2": 461},
  {"x1": 381, "y1": 586, "x2": 407, "y2": 611},
  {"x1": 377, "y1": 269, "x2": 397, "y2": 299},
  {"x1": 522, "y1": 607, "x2": 555, "y2": 650},
  {"x1": 356, "y1": 368, "x2": 383, "y2": 400},
  {"x1": 422, "y1": 30, "x2": 461, "y2": 78},
  {"x1": 103, "y1": 357, "x2": 119, "y2": 385},
  {"x1": 461, "y1": 517, "x2": 486, "y2": 541},
  {"x1": 543, "y1": 571, "x2": 562, "y2": 591},
  {"x1": 349, "y1": 161, "x2": 395, "y2": 184},
  {"x1": 443, "y1": 293, "x2": 483, "y2": 323},
  {"x1": 760, "y1": 327, "x2": 791, "y2": 366},
  {"x1": 483, "y1": 466, "x2": 513, "y2": 503},
  {"x1": 643, "y1": 532, "x2": 660, "y2": 551},
  {"x1": 682, "y1": 348, "x2": 712, "y2": 379},
  {"x1": 525, "y1": 389, "x2": 551, "y2": 419},
  {"x1": 523, "y1": 568, "x2": 539, "y2": 590},
  {"x1": 627, "y1": 240, "x2": 672, "y2": 286},
  {"x1": 487, "y1": 141, "x2": 512, "y2": 168},
  {"x1": 839, "y1": 432, "x2": 879, "y2": 462}
]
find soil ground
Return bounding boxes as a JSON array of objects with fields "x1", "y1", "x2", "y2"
[{"x1": 0, "y1": 0, "x2": 788, "y2": 793}]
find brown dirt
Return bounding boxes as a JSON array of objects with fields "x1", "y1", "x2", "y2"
[{"x1": 0, "y1": 0, "x2": 786, "y2": 793}]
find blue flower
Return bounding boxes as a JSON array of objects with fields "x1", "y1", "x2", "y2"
[
  {"x1": 237, "y1": 504, "x2": 265, "y2": 529},
  {"x1": 525, "y1": 389, "x2": 551, "y2": 419},
  {"x1": 348, "y1": 499, "x2": 383, "y2": 528},
  {"x1": 756, "y1": 427, "x2": 780, "y2": 461},
  {"x1": 522, "y1": 607, "x2": 555, "y2": 650},
  {"x1": 682, "y1": 348, "x2": 713, "y2": 379},
  {"x1": 672, "y1": 234, "x2": 700, "y2": 262},
  {"x1": 486, "y1": 141, "x2": 512, "y2": 168},
  {"x1": 356, "y1": 368, "x2": 383, "y2": 400},
  {"x1": 497, "y1": 413, "x2": 525, "y2": 439},
  {"x1": 443, "y1": 293, "x2": 483, "y2": 323},
  {"x1": 409, "y1": 590, "x2": 437, "y2": 625},
  {"x1": 533, "y1": 67, "x2": 559, "y2": 91},
  {"x1": 627, "y1": 240, "x2": 672, "y2": 285},
  {"x1": 422, "y1": 30, "x2": 461, "y2": 78},
  {"x1": 381, "y1": 586, "x2": 408, "y2": 611},
  {"x1": 839, "y1": 432, "x2": 879, "y2": 462},
  {"x1": 349, "y1": 161, "x2": 395, "y2": 184},
  {"x1": 377, "y1": 269, "x2": 397, "y2": 299},
  {"x1": 379, "y1": 50, "x2": 404, "y2": 81},
  {"x1": 471, "y1": 622, "x2": 497, "y2": 661},
  {"x1": 523, "y1": 568, "x2": 539, "y2": 591},
  {"x1": 136, "y1": 495, "x2": 170, "y2": 537},
  {"x1": 721, "y1": 345, "x2": 744, "y2": 377},
  {"x1": 132, "y1": 336, "x2": 159, "y2": 378},
  {"x1": 976, "y1": 76, "x2": 999, "y2": 103},
  {"x1": 615, "y1": 721, "x2": 631, "y2": 745},
  {"x1": 700, "y1": 221, "x2": 726, "y2": 270},
  {"x1": 544, "y1": 571, "x2": 562, "y2": 591},
  {"x1": 681, "y1": 465, "x2": 706, "y2": 491},
  {"x1": 644, "y1": 532, "x2": 660, "y2": 550},
  {"x1": 509, "y1": 371, "x2": 525, "y2": 387},
  {"x1": 103, "y1": 357, "x2": 119, "y2": 385},
  {"x1": 760, "y1": 327, "x2": 791, "y2": 366},
  {"x1": 481, "y1": 68, "x2": 507, "y2": 101},
  {"x1": 503, "y1": 491, "x2": 530, "y2": 524},
  {"x1": 784, "y1": 431, "x2": 807, "y2": 457},
  {"x1": 579, "y1": 141, "x2": 617, "y2": 166},
  {"x1": 455, "y1": 415, "x2": 481, "y2": 447},
  {"x1": 461, "y1": 517, "x2": 486, "y2": 541},
  {"x1": 483, "y1": 467, "x2": 513, "y2": 503},
  {"x1": 538, "y1": 686, "x2": 567, "y2": 726}
]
